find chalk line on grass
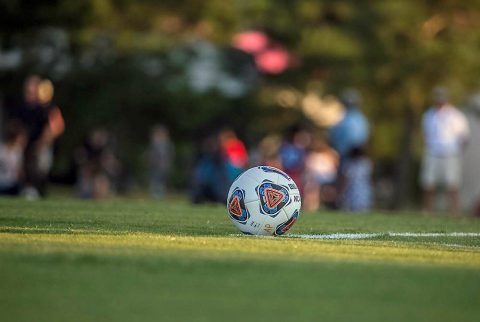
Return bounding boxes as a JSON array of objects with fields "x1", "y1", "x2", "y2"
[
  {"x1": 288, "y1": 233, "x2": 381, "y2": 240},
  {"x1": 287, "y1": 232, "x2": 480, "y2": 240},
  {"x1": 230, "y1": 232, "x2": 480, "y2": 240}
]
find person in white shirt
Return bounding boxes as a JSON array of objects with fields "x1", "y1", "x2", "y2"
[{"x1": 421, "y1": 87, "x2": 469, "y2": 213}]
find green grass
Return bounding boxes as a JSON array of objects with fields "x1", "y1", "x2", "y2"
[{"x1": 0, "y1": 197, "x2": 479, "y2": 322}]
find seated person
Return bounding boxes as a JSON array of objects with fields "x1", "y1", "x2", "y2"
[{"x1": 0, "y1": 122, "x2": 27, "y2": 196}]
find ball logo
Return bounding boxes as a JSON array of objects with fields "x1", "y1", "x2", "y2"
[
  {"x1": 256, "y1": 180, "x2": 291, "y2": 216},
  {"x1": 227, "y1": 188, "x2": 250, "y2": 224},
  {"x1": 265, "y1": 188, "x2": 285, "y2": 209},
  {"x1": 228, "y1": 197, "x2": 242, "y2": 218},
  {"x1": 274, "y1": 209, "x2": 299, "y2": 236}
]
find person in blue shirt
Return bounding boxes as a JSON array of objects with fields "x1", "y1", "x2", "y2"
[{"x1": 328, "y1": 88, "x2": 369, "y2": 159}]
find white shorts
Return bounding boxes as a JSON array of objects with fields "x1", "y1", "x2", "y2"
[{"x1": 420, "y1": 154, "x2": 462, "y2": 190}]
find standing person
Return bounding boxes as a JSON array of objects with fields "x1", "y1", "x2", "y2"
[
  {"x1": 0, "y1": 122, "x2": 27, "y2": 196},
  {"x1": 328, "y1": 88, "x2": 369, "y2": 159},
  {"x1": 421, "y1": 87, "x2": 469, "y2": 213},
  {"x1": 36, "y1": 79, "x2": 65, "y2": 195},
  {"x1": 328, "y1": 89, "x2": 370, "y2": 209},
  {"x1": 10, "y1": 75, "x2": 50, "y2": 199},
  {"x1": 148, "y1": 125, "x2": 174, "y2": 199}
]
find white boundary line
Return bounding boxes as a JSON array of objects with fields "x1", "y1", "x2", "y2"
[
  {"x1": 288, "y1": 233, "x2": 381, "y2": 240},
  {"x1": 287, "y1": 232, "x2": 480, "y2": 240},
  {"x1": 229, "y1": 232, "x2": 480, "y2": 240}
]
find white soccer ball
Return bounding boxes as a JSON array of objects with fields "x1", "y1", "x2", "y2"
[{"x1": 226, "y1": 166, "x2": 301, "y2": 236}]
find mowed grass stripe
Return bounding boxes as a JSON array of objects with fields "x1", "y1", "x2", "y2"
[
  {"x1": 1, "y1": 199, "x2": 480, "y2": 322},
  {"x1": 1, "y1": 231, "x2": 480, "y2": 268}
]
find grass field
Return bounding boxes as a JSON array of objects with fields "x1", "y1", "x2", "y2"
[{"x1": 1, "y1": 197, "x2": 479, "y2": 322}]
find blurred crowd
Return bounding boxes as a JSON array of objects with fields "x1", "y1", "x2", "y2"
[
  {"x1": 1, "y1": 76, "x2": 480, "y2": 217},
  {"x1": 191, "y1": 90, "x2": 372, "y2": 213},
  {"x1": 191, "y1": 124, "x2": 372, "y2": 213},
  {"x1": 74, "y1": 124, "x2": 173, "y2": 199},
  {"x1": 189, "y1": 87, "x2": 480, "y2": 217}
]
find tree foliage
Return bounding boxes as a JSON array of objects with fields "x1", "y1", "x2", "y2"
[{"x1": 2, "y1": 0, "x2": 480, "y2": 196}]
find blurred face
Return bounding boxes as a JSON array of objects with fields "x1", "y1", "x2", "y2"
[
  {"x1": 293, "y1": 130, "x2": 311, "y2": 149},
  {"x1": 24, "y1": 76, "x2": 41, "y2": 104},
  {"x1": 38, "y1": 79, "x2": 54, "y2": 105},
  {"x1": 434, "y1": 99, "x2": 447, "y2": 107},
  {"x1": 432, "y1": 88, "x2": 448, "y2": 107},
  {"x1": 152, "y1": 127, "x2": 168, "y2": 144},
  {"x1": 91, "y1": 130, "x2": 108, "y2": 148},
  {"x1": 16, "y1": 133, "x2": 28, "y2": 149},
  {"x1": 219, "y1": 130, "x2": 235, "y2": 145}
]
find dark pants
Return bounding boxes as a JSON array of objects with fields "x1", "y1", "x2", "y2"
[
  {"x1": 0, "y1": 184, "x2": 20, "y2": 196},
  {"x1": 24, "y1": 144, "x2": 47, "y2": 196}
]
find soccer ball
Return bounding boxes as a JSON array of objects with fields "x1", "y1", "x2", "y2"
[{"x1": 226, "y1": 166, "x2": 301, "y2": 236}]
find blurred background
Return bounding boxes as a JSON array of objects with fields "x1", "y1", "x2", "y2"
[{"x1": 1, "y1": 0, "x2": 480, "y2": 212}]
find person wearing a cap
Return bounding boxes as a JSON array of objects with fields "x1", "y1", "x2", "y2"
[{"x1": 421, "y1": 87, "x2": 470, "y2": 213}]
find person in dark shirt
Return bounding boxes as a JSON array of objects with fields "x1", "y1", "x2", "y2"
[
  {"x1": 10, "y1": 75, "x2": 50, "y2": 198},
  {"x1": 36, "y1": 79, "x2": 65, "y2": 196}
]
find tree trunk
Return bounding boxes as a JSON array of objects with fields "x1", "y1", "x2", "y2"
[{"x1": 391, "y1": 109, "x2": 415, "y2": 209}]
